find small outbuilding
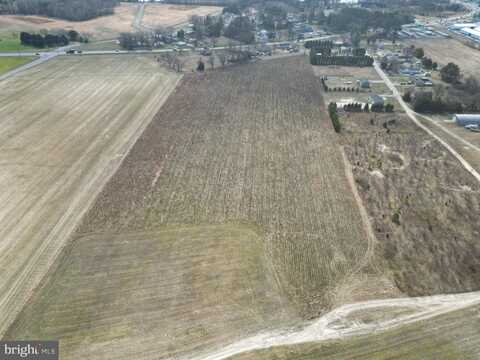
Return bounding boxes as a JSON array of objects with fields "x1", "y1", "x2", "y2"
[
  {"x1": 368, "y1": 94, "x2": 384, "y2": 106},
  {"x1": 454, "y1": 114, "x2": 480, "y2": 127},
  {"x1": 358, "y1": 79, "x2": 370, "y2": 89}
]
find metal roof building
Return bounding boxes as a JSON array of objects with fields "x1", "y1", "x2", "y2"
[
  {"x1": 460, "y1": 27, "x2": 480, "y2": 41},
  {"x1": 454, "y1": 114, "x2": 480, "y2": 126}
]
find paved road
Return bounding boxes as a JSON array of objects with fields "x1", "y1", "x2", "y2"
[
  {"x1": 373, "y1": 61, "x2": 480, "y2": 183},
  {"x1": 0, "y1": 45, "x2": 75, "y2": 81},
  {"x1": 0, "y1": 36, "x2": 334, "y2": 80}
]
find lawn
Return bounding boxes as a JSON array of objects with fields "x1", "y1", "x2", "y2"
[
  {"x1": 0, "y1": 56, "x2": 34, "y2": 75},
  {"x1": 0, "y1": 32, "x2": 34, "y2": 52}
]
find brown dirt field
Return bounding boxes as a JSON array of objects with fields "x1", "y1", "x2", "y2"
[
  {"x1": 0, "y1": 3, "x2": 138, "y2": 40},
  {"x1": 407, "y1": 38, "x2": 480, "y2": 78},
  {"x1": 339, "y1": 112, "x2": 480, "y2": 297},
  {"x1": 77, "y1": 56, "x2": 382, "y2": 315},
  {"x1": 0, "y1": 55, "x2": 179, "y2": 337},
  {"x1": 13, "y1": 16, "x2": 54, "y2": 24},
  {"x1": 4, "y1": 55, "x2": 388, "y2": 359},
  {"x1": 142, "y1": 4, "x2": 222, "y2": 29}
]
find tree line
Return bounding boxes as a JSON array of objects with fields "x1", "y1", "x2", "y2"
[
  {"x1": 20, "y1": 31, "x2": 68, "y2": 48},
  {"x1": 326, "y1": 8, "x2": 414, "y2": 34},
  {"x1": 310, "y1": 53, "x2": 373, "y2": 67},
  {"x1": 0, "y1": 0, "x2": 118, "y2": 21},
  {"x1": 304, "y1": 40, "x2": 333, "y2": 50},
  {"x1": 224, "y1": 16, "x2": 255, "y2": 44}
]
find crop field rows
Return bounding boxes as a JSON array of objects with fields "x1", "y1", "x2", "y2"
[
  {"x1": 6, "y1": 224, "x2": 297, "y2": 360},
  {"x1": 5, "y1": 56, "x2": 386, "y2": 359},
  {"x1": 78, "y1": 56, "x2": 374, "y2": 313},
  {"x1": 0, "y1": 55, "x2": 179, "y2": 336}
]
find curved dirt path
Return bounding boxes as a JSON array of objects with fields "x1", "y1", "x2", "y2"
[
  {"x1": 191, "y1": 291, "x2": 480, "y2": 360},
  {"x1": 340, "y1": 147, "x2": 376, "y2": 273},
  {"x1": 133, "y1": 3, "x2": 145, "y2": 30}
]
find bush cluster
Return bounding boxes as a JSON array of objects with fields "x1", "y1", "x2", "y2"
[
  {"x1": 328, "y1": 102, "x2": 341, "y2": 133},
  {"x1": 20, "y1": 31, "x2": 68, "y2": 48}
]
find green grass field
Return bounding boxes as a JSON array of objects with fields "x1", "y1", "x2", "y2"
[
  {"x1": 0, "y1": 32, "x2": 34, "y2": 52},
  {"x1": 0, "y1": 57, "x2": 34, "y2": 75},
  {"x1": 5, "y1": 224, "x2": 297, "y2": 360}
]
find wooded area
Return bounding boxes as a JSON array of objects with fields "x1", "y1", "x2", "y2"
[{"x1": 0, "y1": 0, "x2": 119, "y2": 21}]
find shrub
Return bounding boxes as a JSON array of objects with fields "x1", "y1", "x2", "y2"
[{"x1": 328, "y1": 102, "x2": 341, "y2": 133}]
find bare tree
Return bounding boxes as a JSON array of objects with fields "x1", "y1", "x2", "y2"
[
  {"x1": 164, "y1": 53, "x2": 177, "y2": 69},
  {"x1": 208, "y1": 54, "x2": 215, "y2": 69},
  {"x1": 217, "y1": 52, "x2": 227, "y2": 67},
  {"x1": 174, "y1": 57, "x2": 185, "y2": 72}
]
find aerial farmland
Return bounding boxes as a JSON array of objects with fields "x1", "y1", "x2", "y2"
[
  {"x1": 1, "y1": 0, "x2": 480, "y2": 357},
  {"x1": 4, "y1": 56, "x2": 398, "y2": 359},
  {"x1": 0, "y1": 55, "x2": 179, "y2": 337}
]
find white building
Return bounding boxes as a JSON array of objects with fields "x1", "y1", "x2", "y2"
[
  {"x1": 450, "y1": 22, "x2": 480, "y2": 30},
  {"x1": 454, "y1": 114, "x2": 480, "y2": 127},
  {"x1": 460, "y1": 27, "x2": 480, "y2": 41}
]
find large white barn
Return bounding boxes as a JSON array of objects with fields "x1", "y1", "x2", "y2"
[{"x1": 454, "y1": 114, "x2": 480, "y2": 127}]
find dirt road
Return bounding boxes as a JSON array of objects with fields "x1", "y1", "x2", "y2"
[
  {"x1": 0, "y1": 55, "x2": 180, "y2": 336},
  {"x1": 133, "y1": 3, "x2": 145, "y2": 30},
  {"x1": 373, "y1": 61, "x2": 480, "y2": 183},
  {"x1": 192, "y1": 290, "x2": 480, "y2": 360}
]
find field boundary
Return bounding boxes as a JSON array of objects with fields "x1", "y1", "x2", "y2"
[
  {"x1": 0, "y1": 70, "x2": 182, "y2": 337},
  {"x1": 191, "y1": 290, "x2": 480, "y2": 360}
]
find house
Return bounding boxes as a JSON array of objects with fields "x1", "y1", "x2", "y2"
[
  {"x1": 454, "y1": 114, "x2": 480, "y2": 127},
  {"x1": 402, "y1": 47, "x2": 414, "y2": 58},
  {"x1": 368, "y1": 94, "x2": 384, "y2": 106},
  {"x1": 358, "y1": 79, "x2": 370, "y2": 89},
  {"x1": 414, "y1": 77, "x2": 433, "y2": 87}
]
